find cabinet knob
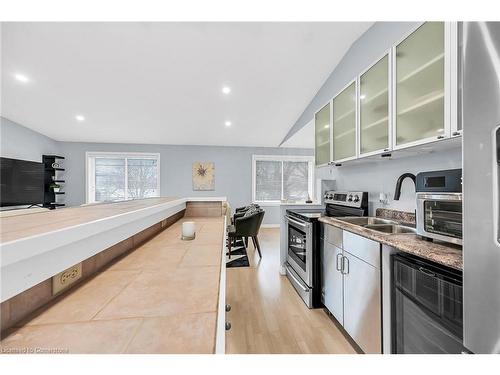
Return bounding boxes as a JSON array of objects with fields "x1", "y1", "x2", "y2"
[
  {"x1": 225, "y1": 321, "x2": 232, "y2": 331},
  {"x1": 225, "y1": 304, "x2": 231, "y2": 312}
]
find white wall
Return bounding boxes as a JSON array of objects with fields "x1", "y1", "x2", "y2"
[
  {"x1": 1, "y1": 117, "x2": 60, "y2": 162},
  {"x1": 316, "y1": 146, "x2": 462, "y2": 215}
]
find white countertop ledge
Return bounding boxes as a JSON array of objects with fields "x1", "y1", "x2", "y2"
[{"x1": 0, "y1": 196, "x2": 226, "y2": 302}]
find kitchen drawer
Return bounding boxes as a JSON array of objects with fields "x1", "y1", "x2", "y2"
[
  {"x1": 325, "y1": 225, "x2": 343, "y2": 248},
  {"x1": 343, "y1": 230, "x2": 380, "y2": 268}
]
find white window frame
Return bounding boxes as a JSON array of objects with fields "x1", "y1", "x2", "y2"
[
  {"x1": 252, "y1": 155, "x2": 315, "y2": 206},
  {"x1": 86, "y1": 151, "x2": 161, "y2": 204}
]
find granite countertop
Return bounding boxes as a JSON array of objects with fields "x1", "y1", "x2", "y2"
[{"x1": 318, "y1": 216, "x2": 463, "y2": 271}]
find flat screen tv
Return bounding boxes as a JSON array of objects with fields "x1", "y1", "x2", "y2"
[{"x1": 0, "y1": 157, "x2": 44, "y2": 207}]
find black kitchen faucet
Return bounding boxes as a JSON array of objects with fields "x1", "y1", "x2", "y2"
[{"x1": 393, "y1": 173, "x2": 416, "y2": 200}]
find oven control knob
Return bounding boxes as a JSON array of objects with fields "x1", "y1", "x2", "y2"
[
  {"x1": 353, "y1": 195, "x2": 360, "y2": 203},
  {"x1": 348, "y1": 195, "x2": 353, "y2": 202}
]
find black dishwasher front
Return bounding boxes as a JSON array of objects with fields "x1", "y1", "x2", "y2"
[{"x1": 391, "y1": 253, "x2": 464, "y2": 354}]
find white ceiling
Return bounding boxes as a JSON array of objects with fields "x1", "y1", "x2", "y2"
[{"x1": 1, "y1": 22, "x2": 372, "y2": 147}]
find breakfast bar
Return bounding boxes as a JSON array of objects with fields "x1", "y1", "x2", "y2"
[{"x1": 0, "y1": 197, "x2": 227, "y2": 353}]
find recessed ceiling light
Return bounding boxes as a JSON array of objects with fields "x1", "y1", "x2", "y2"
[
  {"x1": 222, "y1": 86, "x2": 231, "y2": 95},
  {"x1": 75, "y1": 115, "x2": 85, "y2": 122},
  {"x1": 324, "y1": 125, "x2": 329, "y2": 129},
  {"x1": 225, "y1": 121, "x2": 232, "y2": 127},
  {"x1": 360, "y1": 94, "x2": 366, "y2": 100},
  {"x1": 14, "y1": 73, "x2": 29, "y2": 83}
]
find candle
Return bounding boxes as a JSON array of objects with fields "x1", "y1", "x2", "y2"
[{"x1": 182, "y1": 221, "x2": 196, "y2": 240}]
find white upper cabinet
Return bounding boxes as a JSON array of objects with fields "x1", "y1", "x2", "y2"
[
  {"x1": 314, "y1": 102, "x2": 331, "y2": 166},
  {"x1": 359, "y1": 54, "x2": 391, "y2": 156},
  {"x1": 332, "y1": 81, "x2": 357, "y2": 162},
  {"x1": 313, "y1": 22, "x2": 459, "y2": 167},
  {"x1": 393, "y1": 22, "x2": 448, "y2": 148}
]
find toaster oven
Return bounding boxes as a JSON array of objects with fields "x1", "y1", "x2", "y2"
[{"x1": 416, "y1": 169, "x2": 463, "y2": 246}]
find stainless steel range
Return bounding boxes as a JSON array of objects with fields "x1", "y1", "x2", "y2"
[{"x1": 284, "y1": 190, "x2": 368, "y2": 308}]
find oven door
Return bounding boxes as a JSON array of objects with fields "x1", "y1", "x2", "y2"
[
  {"x1": 285, "y1": 215, "x2": 313, "y2": 287},
  {"x1": 416, "y1": 193, "x2": 463, "y2": 245}
]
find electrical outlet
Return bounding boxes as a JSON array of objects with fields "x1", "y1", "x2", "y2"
[{"x1": 52, "y1": 263, "x2": 82, "y2": 295}]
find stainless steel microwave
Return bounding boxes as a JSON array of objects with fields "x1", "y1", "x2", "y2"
[{"x1": 416, "y1": 169, "x2": 463, "y2": 246}]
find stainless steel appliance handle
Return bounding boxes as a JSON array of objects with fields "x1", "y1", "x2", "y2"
[
  {"x1": 286, "y1": 265, "x2": 308, "y2": 292},
  {"x1": 285, "y1": 215, "x2": 310, "y2": 228},
  {"x1": 342, "y1": 256, "x2": 349, "y2": 275},
  {"x1": 416, "y1": 193, "x2": 463, "y2": 201},
  {"x1": 495, "y1": 125, "x2": 500, "y2": 246},
  {"x1": 418, "y1": 266, "x2": 436, "y2": 277},
  {"x1": 336, "y1": 253, "x2": 343, "y2": 272}
]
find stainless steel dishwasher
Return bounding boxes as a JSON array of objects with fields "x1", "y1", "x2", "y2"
[{"x1": 321, "y1": 225, "x2": 382, "y2": 353}]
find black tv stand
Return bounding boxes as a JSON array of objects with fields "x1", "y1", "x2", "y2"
[{"x1": 42, "y1": 155, "x2": 66, "y2": 210}]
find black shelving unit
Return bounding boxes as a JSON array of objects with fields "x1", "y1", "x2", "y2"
[{"x1": 42, "y1": 155, "x2": 66, "y2": 209}]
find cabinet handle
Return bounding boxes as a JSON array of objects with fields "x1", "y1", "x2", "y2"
[
  {"x1": 225, "y1": 322, "x2": 232, "y2": 331},
  {"x1": 418, "y1": 267, "x2": 436, "y2": 277},
  {"x1": 336, "y1": 253, "x2": 343, "y2": 271},
  {"x1": 437, "y1": 135, "x2": 445, "y2": 140},
  {"x1": 225, "y1": 304, "x2": 231, "y2": 312},
  {"x1": 342, "y1": 256, "x2": 349, "y2": 274},
  {"x1": 452, "y1": 131, "x2": 461, "y2": 136}
]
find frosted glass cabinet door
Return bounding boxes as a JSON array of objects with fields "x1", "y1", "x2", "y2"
[
  {"x1": 314, "y1": 102, "x2": 331, "y2": 166},
  {"x1": 332, "y1": 82, "x2": 356, "y2": 161},
  {"x1": 360, "y1": 55, "x2": 390, "y2": 154},
  {"x1": 395, "y1": 22, "x2": 445, "y2": 146}
]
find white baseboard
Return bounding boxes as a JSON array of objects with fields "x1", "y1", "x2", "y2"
[{"x1": 261, "y1": 224, "x2": 280, "y2": 228}]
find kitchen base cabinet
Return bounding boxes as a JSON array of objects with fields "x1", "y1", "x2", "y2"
[
  {"x1": 343, "y1": 251, "x2": 381, "y2": 354},
  {"x1": 321, "y1": 225, "x2": 382, "y2": 354}
]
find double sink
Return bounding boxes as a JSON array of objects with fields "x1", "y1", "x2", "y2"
[{"x1": 336, "y1": 217, "x2": 417, "y2": 234}]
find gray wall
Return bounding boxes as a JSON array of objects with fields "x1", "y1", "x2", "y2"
[
  {"x1": 58, "y1": 141, "x2": 313, "y2": 225},
  {"x1": 282, "y1": 22, "x2": 420, "y2": 144},
  {"x1": 1, "y1": 118, "x2": 313, "y2": 224},
  {"x1": 1, "y1": 117, "x2": 60, "y2": 162}
]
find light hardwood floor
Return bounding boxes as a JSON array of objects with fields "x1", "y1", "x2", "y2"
[{"x1": 225, "y1": 228, "x2": 358, "y2": 354}]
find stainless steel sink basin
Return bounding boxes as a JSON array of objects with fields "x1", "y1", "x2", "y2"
[
  {"x1": 364, "y1": 224, "x2": 417, "y2": 234},
  {"x1": 336, "y1": 217, "x2": 398, "y2": 226}
]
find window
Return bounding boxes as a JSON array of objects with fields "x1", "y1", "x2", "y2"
[
  {"x1": 86, "y1": 152, "x2": 160, "y2": 203},
  {"x1": 252, "y1": 155, "x2": 314, "y2": 205}
]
